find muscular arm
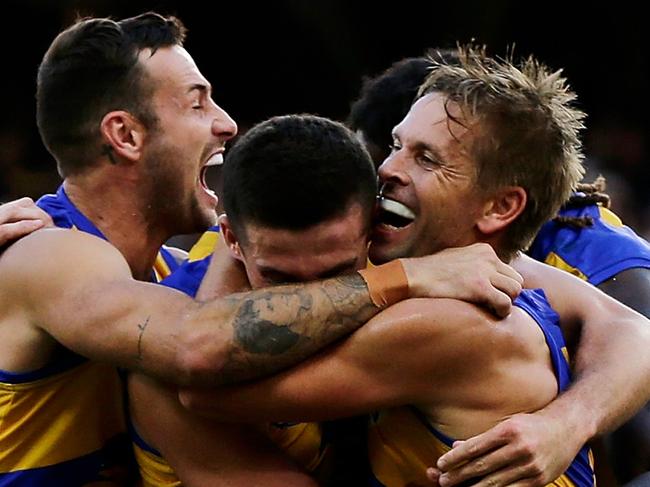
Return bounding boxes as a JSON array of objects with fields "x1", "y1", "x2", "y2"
[
  {"x1": 2, "y1": 230, "x2": 521, "y2": 388},
  {"x1": 128, "y1": 373, "x2": 317, "y2": 487},
  {"x1": 434, "y1": 256, "x2": 650, "y2": 487},
  {"x1": 519, "y1": 256, "x2": 650, "y2": 437},
  {"x1": 179, "y1": 298, "x2": 553, "y2": 433},
  {"x1": 0, "y1": 228, "x2": 378, "y2": 386}
]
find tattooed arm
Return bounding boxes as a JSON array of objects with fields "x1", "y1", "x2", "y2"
[
  {"x1": 1, "y1": 228, "x2": 380, "y2": 386},
  {"x1": 1, "y1": 230, "x2": 522, "y2": 387}
]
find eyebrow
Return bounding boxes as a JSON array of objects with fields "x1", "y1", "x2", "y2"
[
  {"x1": 187, "y1": 83, "x2": 212, "y2": 97},
  {"x1": 258, "y1": 257, "x2": 359, "y2": 283},
  {"x1": 314, "y1": 258, "x2": 359, "y2": 279}
]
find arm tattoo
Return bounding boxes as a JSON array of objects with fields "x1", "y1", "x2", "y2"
[
  {"x1": 235, "y1": 299, "x2": 301, "y2": 354},
  {"x1": 218, "y1": 273, "x2": 378, "y2": 384},
  {"x1": 136, "y1": 316, "x2": 151, "y2": 361}
]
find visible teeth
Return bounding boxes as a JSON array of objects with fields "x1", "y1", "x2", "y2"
[
  {"x1": 379, "y1": 198, "x2": 415, "y2": 220},
  {"x1": 206, "y1": 153, "x2": 224, "y2": 166}
]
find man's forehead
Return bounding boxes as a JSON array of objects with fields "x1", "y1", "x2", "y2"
[
  {"x1": 396, "y1": 93, "x2": 472, "y2": 148},
  {"x1": 138, "y1": 45, "x2": 208, "y2": 87}
]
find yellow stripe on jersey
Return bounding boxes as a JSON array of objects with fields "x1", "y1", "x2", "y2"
[
  {"x1": 265, "y1": 422, "x2": 328, "y2": 473},
  {"x1": 599, "y1": 206, "x2": 623, "y2": 227},
  {"x1": 369, "y1": 407, "x2": 581, "y2": 487},
  {"x1": 544, "y1": 252, "x2": 589, "y2": 281},
  {"x1": 188, "y1": 230, "x2": 220, "y2": 262},
  {"x1": 133, "y1": 421, "x2": 328, "y2": 485},
  {"x1": 153, "y1": 252, "x2": 173, "y2": 282},
  {"x1": 0, "y1": 362, "x2": 125, "y2": 471},
  {"x1": 133, "y1": 443, "x2": 181, "y2": 487},
  {"x1": 369, "y1": 408, "x2": 447, "y2": 486}
]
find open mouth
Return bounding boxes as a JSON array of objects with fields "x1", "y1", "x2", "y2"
[
  {"x1": 376, "y1": 197, "x2": 415, "y2": 229},
  {"x1": 200, "y1": 153, "x2": 224, "y2": 190}
]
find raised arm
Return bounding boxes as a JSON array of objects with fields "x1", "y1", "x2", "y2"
[
  {"x1": 434, "y1": 255, "x2": 650, "y2": 487},
  {"x1": 1, "y1": 230, "x2": 520, "y2": 388}
]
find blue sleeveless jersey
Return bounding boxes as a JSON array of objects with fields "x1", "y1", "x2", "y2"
[
  {"x1": 368, "y1": 289, "x2": 595, "y2": 487},
  {"x1": 159, "y1": 227, "x2": 220, "y2": 297},
  {"x1": 0, "y1": 185, "x2": 179, "y2": 486},
  {"x1": 529, "y1": 202, "x2": 650, "y2": 285},
  {"x1": 154, "y1": 228, "x2": 332, "y2": 484}
]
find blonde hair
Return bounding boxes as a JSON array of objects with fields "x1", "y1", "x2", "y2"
[{"x1": 419, "y1": 45, "x2": 586, "y2": 259}]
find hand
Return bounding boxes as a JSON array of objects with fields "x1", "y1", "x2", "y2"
[
  {"x1": 0, "y1": 197, "x2": 53, "y2": 246},
  {"x1": 430, "y1": 412, "x2": 584, "y2": 487},
  {"x1": 402, "y1": 243, "x2": 523, "y2": 318}
]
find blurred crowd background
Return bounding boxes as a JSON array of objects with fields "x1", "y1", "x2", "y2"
[{"x1": 2, "y1": 0, "x2": 648, "y2": 238}]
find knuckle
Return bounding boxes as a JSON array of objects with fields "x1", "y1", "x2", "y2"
[
  {"x1": 531, "y1": 473, "x2": 546, "y2": 487},
  {"x1": 475, "y1": 458, "x2": 487, "y2": 474},
  {"x1": 528, "y1": 462, "x2": 544, "y2": 477},
  {"x1": 501, "y1": 422, "x2": 521, "y2": 440},
  {"x1": 520, "y1": 442, "x2": 536, "y2": 460},
  {"x1": 467, "y1": 442, "x2": 482, "y2": 456}
]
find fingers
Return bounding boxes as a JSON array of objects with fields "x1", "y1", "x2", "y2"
[
  {"x1": 0, "y1": 220, "x2": 46, "y2": 246},
  {"x1": 459, "y1": 463, "x2": 544, "y2": 487},
  {"x1": 426, "y1": 467, "x2": 442, "y2": 485},
  {"x1": 438, "y1": 433, "x2": 507, "y2": 472},
  {"x1": 436, "y1": 417, "x2": 555, "y2": 487},
  {"x1": 484, "y1": 289, "x2": 513, "y2": 318},
  {"x1": 438, "y1": 444, "x2": 524, "y2": 487},
  {"x1": 0, "y1": 197, "x2": 53, "y2": 247},
  {"x1": 496, "y1": 260, "x2": 524, "y2": 286},
  {"x1": 490, "y1": 273, "x2": 523, "y2": 303},
  {"x1": 0, "y1": 197, "x2": 53, "y2": 226},
  {"x1": 0, "y1": 197, "x2": 34, "y2": 217}
]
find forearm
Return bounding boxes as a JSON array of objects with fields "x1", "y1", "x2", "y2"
[
  {"x1": 182, "y1": 272, "x2": 380, "y2": 386},
  {"x1": 180, "y1": 245, "x2": 523, "y2": 387},
  {"x1": 564, "y1": 312, "x2": 650, "y2": 437}
]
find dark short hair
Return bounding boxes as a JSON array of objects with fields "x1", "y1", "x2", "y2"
[
  {"x1": 223, "y1": 114, "x2": 377, "y2": 238},
  {"x1": 36, "y1": 12, "x2": 186, "y2": 176}
]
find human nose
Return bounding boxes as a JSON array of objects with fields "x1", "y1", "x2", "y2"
[
  {"x1": 211, "y1": 103, "x2": 238, "y2": 142},
  {"x1": 377, "y1": 149, "x2": 410, "y2": 187}
]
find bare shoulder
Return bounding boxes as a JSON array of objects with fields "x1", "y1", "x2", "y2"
[
  {"x1": 0, "y1": 227, "x2": 131, "y2": 304},
  {"x1": 379, "y1": 298, "x2": 548, "y2": 360},
  {"x1": 1, "y1": 227, "x2": 128, "y2": 273},
  {"x1": 360, "y1": 298, "x2": 518, "y2": 362}
]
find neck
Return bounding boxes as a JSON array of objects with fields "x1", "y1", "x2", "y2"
[{"x1": 64, "y1": 174, "x2": 170, "y2": 281}]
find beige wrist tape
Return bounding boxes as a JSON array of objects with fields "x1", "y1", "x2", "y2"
[{"x1": 358, "y1": 259, "x2": 409, "y2": 308}]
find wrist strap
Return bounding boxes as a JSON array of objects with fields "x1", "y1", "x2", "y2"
[{"x1": 358, "y1": 260, "x2": 409, "y2": 308}]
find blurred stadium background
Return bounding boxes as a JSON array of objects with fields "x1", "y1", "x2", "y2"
[{"x1": 2, "y1": 0, "x2": 647, "y2": 239}]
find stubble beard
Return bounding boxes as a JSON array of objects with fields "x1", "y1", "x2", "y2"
[{"x1": 140, "y1": 144, "x2": 215, "y2": 238}]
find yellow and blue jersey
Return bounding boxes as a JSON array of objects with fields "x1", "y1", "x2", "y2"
[
  {"x1": 0, "y1": 357, "x2": 129, "y2": 486},
  {"x1": 0, "y1": 186, "x2": 178, "y2": 486},
  {"x1": 129, "y1": 418, "x2": 330, "y2": 486},
  {"x1": 129, "y1": 423, "x2": 181, "y2": 487},
  {"x1": 368, "y1": 289, "x2": 595, "y2": 487},
  {"x1": 264, "y1": 421, "x2": 331, "y2": 474},
  {"x1": 529, "y1": 201, "x2": 650, "y2": 285},
  {"x1": 151, "y1": 233, "x2": 332, "y2": 484},
  {"x1": 159, "y1": 227, "x2": 219, "y2": 298}
]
